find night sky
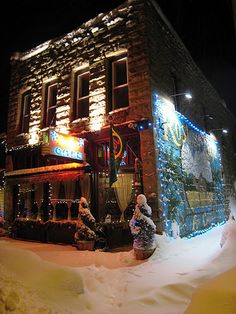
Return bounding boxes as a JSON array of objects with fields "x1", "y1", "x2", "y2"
[{"x1": 0, "y1": 0, "x2": 236, "y2": 133}]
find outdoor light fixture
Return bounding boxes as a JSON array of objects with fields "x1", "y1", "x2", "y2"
[
  {"x1": 204, "y1": 114, "x2": 214, "y2": 120},
  {"x1": 209, "y1": 128, "x2": 228, "y2": 135},
  {"x1": 169, "y1": 92, "x2": 192, "y2": 99}
]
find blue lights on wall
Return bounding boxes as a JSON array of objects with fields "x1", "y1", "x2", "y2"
[{"x1": 153, "y1": 93, "x2": 226, "y2": 238}]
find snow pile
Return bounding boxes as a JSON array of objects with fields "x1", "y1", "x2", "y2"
[
  {"x1": 0, "y1": 244, "x2": 85, "y2": 314},
  {"x1": 0, "y1": 216, "x2": 236, "y2": 314},
  {"x1": 184, "y1": 267, "x2": 236, "y2": 314},
  {"x1": 220, "y1": 215, "x2": 236, "y2": 248},
  {"x1": 184, "y1": 217, "x2": 236, "y2": 314}
]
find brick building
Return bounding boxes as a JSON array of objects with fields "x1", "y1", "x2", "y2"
[{"x1": 5, "y1": 0, "x2": 236, "y2": 240}]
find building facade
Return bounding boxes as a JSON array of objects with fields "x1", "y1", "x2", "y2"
[{"x1": 5, "y1": 0, "x2": 236, "y2": 238}]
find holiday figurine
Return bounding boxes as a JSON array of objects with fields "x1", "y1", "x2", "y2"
[
  {"x1": 129, "y1": 194, "x2": 157, "y2": 260},
  {"x1": 74, "y1": 197, "x2": 96, "y2": 250},
  {"x1": 78, "y1": 197, "x2": 96, "y2": 231}
]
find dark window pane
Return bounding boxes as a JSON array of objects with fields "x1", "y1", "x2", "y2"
[
  {"x1": 113, "y1": 86, "x2": 129, "y2": 109},
  {"x1": 20, "y1": 92, "x2": 31, "y2": 133},
  {"x1": 23, "y1": 116, "x2": 30, "y2": 133},
  {"x1": 97, "y1": 143, "x2": 108, "y2": 167},
  {"x1": 114, "y1": 60, "x2": 127, "y2": 86},
  {"x1": 24, "y1": 94, "x2": 31, "y2": 115},
  {"x1": 44, "y1": 82, "x2": 57, "y2": 127},
  {"x1": 74, "y1": 71, "x2": 90, "y2": 120},
  {"x1": 77, "y1": 98, "x2": 89, "y2": 118},
  {"x1": 47, "y1": 107, "x2": 56, "y2": 126},
  {"x1": 48, "y1": 84, "x2": 57, "y2": 108},
  {"x1": 79, "y1": 74, "x2": 89, "y2": 98}
]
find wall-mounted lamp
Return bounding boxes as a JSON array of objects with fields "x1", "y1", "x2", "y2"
[
  {"x1": 204, "y1": 114, "x2": 214, "y2": 120},
  {"x1": 168, "y1": 92, "x2": 192, "y2": 111},
  {"x1": 128, "y1": 118, "x2": 152, "y2": 131},
  {"x1": 169, "y1": 92, "x2": 192, "y2": 99},
  {"x1": 209, "y1": 128, "x2": 228, "y2": 135}
]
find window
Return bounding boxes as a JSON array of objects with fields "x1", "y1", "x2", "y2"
[
  {"x1": 108, "y1": 56, "x2": 129, "y2": 112},
  {"x1": 96, "y1": 136, "x2": 138, "y2": 169},
  {"x1": 73, "y1": 70, "x2": 90, "y2": 120},
  {"x1": 12, "y1": 149, "x2": 39, "y2": 170},
  {"x1": 43, "y1": 81, "x2": 57, "y2": 128},
  {"x1": 97, "y1": 142, "x2": 109, "y2": 167},
  {"x1": 20, "y1": 91, "x2": 31, "y2": 133}
]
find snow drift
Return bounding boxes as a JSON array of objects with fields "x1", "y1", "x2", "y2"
[{"x1": 0, "y1": 216, "x2": 236, "y2": 314}]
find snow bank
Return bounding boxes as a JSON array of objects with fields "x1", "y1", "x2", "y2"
[
  {"x1": 0, "y1": 243, "x2": 85, "y2": 313},
  {"x1": 184, "y1": 218, "x2": 236, "y2": 314},
  {"x1": 184, "y1": 267, "x2": 236, "y2": 314},
  {"x1": 0, "y1": 218, "x2": 236, "y2": 314}
]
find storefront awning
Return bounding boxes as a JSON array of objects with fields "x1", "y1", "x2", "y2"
[{"x1": 5, "y1": 162, "x2": 89, "y2": 184}]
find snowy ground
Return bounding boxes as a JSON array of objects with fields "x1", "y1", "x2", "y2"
[{"x1": 0, "y1": 218, "x2": 236, "y2": 314}]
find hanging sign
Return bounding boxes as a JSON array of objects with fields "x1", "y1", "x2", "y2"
[{"x1": 42, "y1": 130, "x2": 85, "y2": 161}]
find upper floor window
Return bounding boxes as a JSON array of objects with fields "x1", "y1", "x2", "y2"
[
  {"x1": 43, "y1": 81, "x2": 57, "y2": 128},
  {"x1": 20, "y1": 91, "x2": 31, "y2": 133},
  {"x1": 73, "y1": 70, "x2": 90, "y2": 120},
  {"x1": 108, "y1": 56, "x2": 129, "y2": 112}
]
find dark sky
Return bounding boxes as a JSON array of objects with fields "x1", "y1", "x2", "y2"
[{"x1": 1, "y1": 0, "x2": 236, "y2": 133}]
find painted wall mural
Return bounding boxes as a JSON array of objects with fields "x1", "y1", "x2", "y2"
[{"x1": 153, "y1": 94, "x2": 225, "y2": 237}]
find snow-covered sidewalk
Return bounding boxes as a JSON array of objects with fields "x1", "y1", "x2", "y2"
[{"x1": 0, "y1": 219, "x2": 236, "y2": 314}]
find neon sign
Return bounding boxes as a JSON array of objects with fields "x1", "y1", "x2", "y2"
[{"x1": 42, "y1": 130, "x2": 85, "y2": 161}]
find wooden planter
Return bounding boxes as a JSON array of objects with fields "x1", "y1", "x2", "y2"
[
  {"x1": 76, "y1": 240, "x2": 95, "y2": 251},
  {"x1": 134, "y1": 248, "x2": 156, "y2": 260}
]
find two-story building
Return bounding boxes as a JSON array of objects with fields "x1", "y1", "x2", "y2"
[{"x1": 5, "y1": 0, "x2": 236, "y2": 240}]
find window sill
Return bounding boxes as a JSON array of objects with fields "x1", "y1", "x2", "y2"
[
  {"x1": 71, "y1": 117, "x2": 90, "y2": 124},
  {"x1": 108, "y1": 106, "x2": 129, "y2": 115},
  {"x1": 16, "y1": 133, "x2": 29, "y2": 138}
]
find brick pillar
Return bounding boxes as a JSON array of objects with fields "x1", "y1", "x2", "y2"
[{"x1": 139, "y1": 128, "x2": 163, "y2": 234}]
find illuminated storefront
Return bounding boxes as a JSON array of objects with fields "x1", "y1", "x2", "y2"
[{"x1": 6, "y1": 130, "x2": 90, "y2": 222}]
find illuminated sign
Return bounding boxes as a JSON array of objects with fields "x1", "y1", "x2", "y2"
[{"x1": 42, "y1": 130, "x2": 85, "y2": 161}]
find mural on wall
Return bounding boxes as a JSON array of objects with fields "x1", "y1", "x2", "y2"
[{"x1": 153, "y1": 94, "x2": 225, "y2": 237}]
